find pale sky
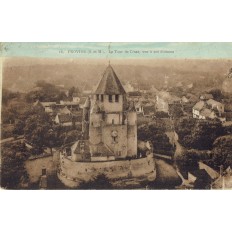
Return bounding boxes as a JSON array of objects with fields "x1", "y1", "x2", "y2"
[{"x1": 1, "y1": 42, "x2": 232, "y2": 59}]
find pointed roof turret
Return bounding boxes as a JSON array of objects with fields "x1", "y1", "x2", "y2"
[
  {"x1": 91, "y1": 101, "x2": 101, "y2": 114},
  {"x1": 83, "y1": 97, "x2": 90, "y2": 109},
  {"x1": 94, "y1": 65, "x2": 126, "y2": 95}
]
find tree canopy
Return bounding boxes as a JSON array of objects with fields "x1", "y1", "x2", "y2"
[
  {"x1": 1, "y1": 143, "x2": 29, "y2": 189},
  {"x1": 25, "y1": 81, "x2": 66, "y2": 103},
  {"x1": 138, "y1": 122, "x2": 175, "y2": 156},
  {"x1": 175, "y1": 118, "x2": 224, "y2": 150},
  {"x1": 23, "y1": 109, "x2": 54, "y2": 154},
  {"x1": 212, "y1": 135, "x2": 232, "y2": 169}
]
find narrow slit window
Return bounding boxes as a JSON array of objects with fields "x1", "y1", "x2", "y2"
[
  {"x1": 109, "y1": 95, "x2": 113, "y2": 102},
  {"x1": 42, "y1": 168, "x2": 46, "y2": 176},
  {"x1": 101, "y1": 95, "x2": 104, "y2": 102}
]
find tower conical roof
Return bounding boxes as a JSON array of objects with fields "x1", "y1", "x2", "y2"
[{"x1": 94, "y1": 65, "x2": 126, "y2": 95}]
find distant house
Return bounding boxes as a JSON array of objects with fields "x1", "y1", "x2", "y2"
[
  {"x1": 33, "y1": 100, "x2": 45, "y2": 111},
  {"x1": 72, "y1": 93, "x2": 80, "y2": 103},
  {"x1": 59, "y1": 106, "x2": 71, "y2": 115},
  {"x1": 188, "y1": 169, "x2": 212, "y2": 189},
  {"x1": 206, "y1": 99, "x2": 224, "y2": 116},
  {"x1": 185, "y1": 93, "x2": 198, "y2": 103},
  {"x1": 54, "y1": 105, "x2": 82, "y2": 126},
  {"x1": 41, "y1": 102, "x2": 56, "y2": 113},
  {"x1": 181, "y1": 96, "x2": 189, "y2": 103},
  {"x1": 156, "y1": 91, "x2": 181, "y2": 113},
  {"x1": 55, "y1": 114, "x2": 73, "y2": 126},
  {"x1": 55, "y1": 114, "x2": 72, "y2": 126},
  {"x1": 193, "y1": 101, "x2": 216, "y2": 120},
  {"x1": 135, "y1": 102, "x2": 143, "y2": 114},
  {"x1": 192, "y1": 99, "x2": 225, "y2": 121},
  {"x1": 177, "y1": 161, "x2": 219, "y2": 189},
  {"x1": 211, "y1": 166, "x2": 232, "y2": 189},
  {"x1": 199, "y1": 93, "x2": 213, "y2": 101}
]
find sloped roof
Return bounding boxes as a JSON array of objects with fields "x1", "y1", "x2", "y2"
[
  {"x1": 89, "y1": 142, "x2": 114, "y2": 157},
  {"x1": 207, "y1": 99, "x2": 223, "y2": 107},
  {"x1": 200, "y1": 108, "x2": 213, "y2": 117},
  {"x1": 94, "y1": 65, "x2": 126, "y2": 95},
  {"x1": 79, "y1": 97, "x2": 87, "y2": 105},
  {"x1": 186, "y1": 93, "x2": 198, "y2": 102},
  {"x1": 199, "y1": 162, "x2": 219, "y2": 180},
  {"x1": 41, "y1": 102, "x2": 56, "y2": 107},
  {"x1": 200, "y1": 93, "x2": 213, "y2": 100},
  {"x1": 33, "y1": 100, "x2": 44, "y2": 108},
  {"x1": 60, "y1": 106, "x2": 71, "y2": 114},
  {"x1": 57, "y1": 114, "x2": 73, "y2": 123},
  {"x1": 72, "y1": 140, "x2": 90, "y2": 155},
  {"x1": 193, "y1": 101, "x2": 205, "y2": 111},
  {"x1": 189, "y1": 169, "x2": 212, "y2": 180}
]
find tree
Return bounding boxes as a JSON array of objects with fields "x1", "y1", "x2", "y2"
[
  {"x1": 79, "y1": 174, "x2": 113, "y2": 189},
  {"x1": 63, "y1": 130, "x2": 82, "y2": 145},
  {"x1": 1, "y1": 88, "x2": 20, "y2": 106},
  {"x1": 169, "y1": 104, "x2": 184, "y2": 118},
  {"x1": 1, "y1": 143, "x2": 29, "y2": 189},
  {"x1": 212, "y1": 135, "x2": 232, "y2": 169},
  {"x1": 175, "y1": 150, "x2": 200, "y2": 173},
  {"x1": 24, "y1": 110, "x2": 54, "y2": 154},
  {"x1": 138, "y1": 122, "x2": 175, "y2": 156},
  {"x1": 25, "y1": 80, "x2": 64, "y2": 103},
  {"x1": 68, "y1": 86, "x2": 80, "y2": 99},
  {"x1": 208, "y1": 89, "x2": 224, "y2": 101},
  {"x1": 175, "y1": 118, "x2": 224, "y2": 150},
  {"x1": 155, "y1": 111, "x2": 169, "y2": 118}
]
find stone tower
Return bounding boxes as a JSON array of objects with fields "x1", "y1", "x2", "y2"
[
  {"x1": 82, "y1": 97, "x2": 90, "y2": 140},
  {"x1": 88, "y1": 65, "x2": 137, "y2": 160}
]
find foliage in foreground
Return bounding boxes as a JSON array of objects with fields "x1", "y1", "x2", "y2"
[
  {"x1": 78, "y1": 174, "x2": 113, "y2": 190},
  {"x1": 1, "y1": 143, "x2": 29, "y2": 189}
]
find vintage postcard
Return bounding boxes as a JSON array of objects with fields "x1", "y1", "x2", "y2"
[{"x1": 0, "y1": 42, "x2": 232, "y2": 190}]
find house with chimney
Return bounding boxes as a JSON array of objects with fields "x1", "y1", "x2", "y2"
[{"x1": 192, "y1": 97, "x2": 225, "y2": 121}]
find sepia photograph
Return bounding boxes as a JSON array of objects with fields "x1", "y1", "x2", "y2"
[{"x1": 1, "y1": 42, "x2": 232, "y2": 190}]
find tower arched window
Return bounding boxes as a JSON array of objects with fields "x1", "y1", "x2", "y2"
[
  {"x1": 115, "y1": 95, "x2": 119, "y2": 102},
  {"x1": 109, "y1": 95, "x2": 113, "y2": 102}
]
